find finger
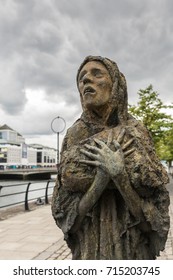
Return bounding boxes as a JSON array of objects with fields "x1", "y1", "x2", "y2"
[
  {"x1": 117, "y1": 128, "x2": 125, "y2": 144},
  {"x1": 84, "y1": 144, "x2": 101, "y2": 154},
  {"x1": 94, "y1": 138, "x2": 107, "y2": 148},
  {"x1": 122, "y1": 138, "x2": 134, "y2": 150},
  {"x1": 79, "y1": 159, "x2": 101, "y2": 167},
  {"x1": 124, "y1": 148, "x2": 135, "y2": 157},
  {"x1": 113, "y1": 140, "x2": 121, "y2": 150},
  {"x1": 107, "y1": 130, "x2": 113, "y2": 147},
  {"x1": 80, "y1": 149, "x2": 99, "y2": 160}
]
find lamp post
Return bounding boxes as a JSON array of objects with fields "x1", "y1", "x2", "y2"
[{"x1": 51, "y1": 116, "x2": 66, "y2": 169}]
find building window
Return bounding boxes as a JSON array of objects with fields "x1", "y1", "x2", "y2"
[
  {"x1": 37, "y1": 152, "x2": 42, "y2": 163},
  {"x1": 44, "y1": 156, "x2": 46, "y2": 163}
]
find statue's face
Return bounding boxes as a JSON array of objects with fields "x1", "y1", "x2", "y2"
[{"x1": 78, "y1": 61, "x2": 113, "y2": 109}]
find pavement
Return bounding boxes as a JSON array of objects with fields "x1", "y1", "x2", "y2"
[
  {"x1": 0, "y1": 205, "x2": 71, "y2": 260},
  {"x1": 0, "y1": 178, "x2": 173, "y2": 260}
]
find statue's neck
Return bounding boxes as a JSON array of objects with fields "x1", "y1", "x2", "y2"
[
  {"x1": 91, "y1": 106, "x2": 109, "y2": 122},
  {"x1": 83, "y1": 105, "x2": 119, "y2": 127}
]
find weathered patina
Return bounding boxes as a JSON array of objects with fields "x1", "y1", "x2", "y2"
[{"x1": 52, "y1": 56, "x2": 170, "y2": 260}]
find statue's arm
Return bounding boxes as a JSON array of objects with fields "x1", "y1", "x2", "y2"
[
  {"x1": 80, "y1": 139, "x2": 150, "y2": 230},
  {"x1": 71, "y1": 168, "x2": 109, "y2": 232},
  {"x1": 112, "y1": 169, "x2": 143, "y2": 219},
  {"x1": 78, "y1": 168, "x2": 109, "y2": 216},
  {"x1": 80, "y1": 137, "x2": 170, "y2": 235}
]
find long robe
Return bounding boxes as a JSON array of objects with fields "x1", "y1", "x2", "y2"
[{"x1": 52, "y1": 113, "x2": 170, "y2": 260}]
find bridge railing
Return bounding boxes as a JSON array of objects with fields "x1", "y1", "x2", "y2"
[{"x1": 0, "y1": 179, "x2": 56, "y2": 211}]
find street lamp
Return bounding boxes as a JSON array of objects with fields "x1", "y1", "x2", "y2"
[{"x1": 51, "y1": 116, "x2": 66, "y2": 168}]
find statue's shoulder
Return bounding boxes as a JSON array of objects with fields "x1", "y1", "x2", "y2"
[
  {"x1": 127, "y1": 114, "x2": 152, "y2": 140},
  {"x1": 62, "y1": 118, "x2": 89, "y2": 150},
  {"x1": 127, "y1": 114, "x2": 143, "y2": 128}
]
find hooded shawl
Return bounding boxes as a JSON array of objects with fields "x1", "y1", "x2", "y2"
[{"x1": 52, "y1": 56, "x2": 170, "y2": 259}]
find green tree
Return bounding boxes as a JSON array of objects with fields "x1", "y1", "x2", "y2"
[
  {"x1": 156, "y1": 128, "x2": 173, "y2": 165},
  {"x1": 129, "y1": 84, "x2": 173, "y2": 164}
]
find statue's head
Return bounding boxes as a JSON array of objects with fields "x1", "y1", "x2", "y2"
[
  {"x1": 77, "y1": 56, "x2": 128, "y2": 125},
  {"x1": 77, "y1": 60, "x2": 113, "y2": 110}
]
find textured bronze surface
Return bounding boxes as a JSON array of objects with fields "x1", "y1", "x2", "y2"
[{"x1": 52, "y1": 56, "x2": 170, "y2": 260}]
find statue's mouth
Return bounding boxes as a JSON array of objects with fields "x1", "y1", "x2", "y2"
[{"x1": 84, "y1": 86, "x2": 95, "y2": 95}]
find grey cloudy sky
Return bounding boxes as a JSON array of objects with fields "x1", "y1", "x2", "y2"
[{"x1": 0, "y1": 0, "x2": 173, "y2": 148}]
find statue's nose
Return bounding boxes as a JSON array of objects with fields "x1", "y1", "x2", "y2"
[{"x1": 83, "y1": 73, "x2": 93, "y2": 84}]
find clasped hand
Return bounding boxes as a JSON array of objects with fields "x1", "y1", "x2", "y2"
[{"x1": 80, "y1": 129, "x2": 135, "y2": 179}]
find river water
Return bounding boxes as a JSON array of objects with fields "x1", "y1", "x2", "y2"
[{"x1": 0, "y1": 175, "x2": 56, "y2": 210}]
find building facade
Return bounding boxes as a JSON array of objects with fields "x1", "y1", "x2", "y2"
[
  {"x1": 30, "y1": 144, "x2": 57, "y2": 167},
  {"x1": 0, "y1": 124, "x2": 56, "y2": 169}
]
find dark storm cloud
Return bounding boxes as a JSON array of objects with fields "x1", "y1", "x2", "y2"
[
  {"x1": 0, "y1": 0, "x2": 71, "y2": 112},
  {"x1": 56, "y1": 0, "x2": 173, "y2": 87},
  {"x1": 0, "y1": 0, "x2": 172, "y2": 137}
]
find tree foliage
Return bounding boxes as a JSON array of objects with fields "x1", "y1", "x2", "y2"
[{"x1": 129, "y1": 85, "x2": 173, "y2": 161}]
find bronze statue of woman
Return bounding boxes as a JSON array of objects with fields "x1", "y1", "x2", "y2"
[{"x1": 52, "y1": 56, "x2": 170, "y2": 259}]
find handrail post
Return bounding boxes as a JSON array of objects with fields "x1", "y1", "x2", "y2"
[
  {"x1": 45, "y1": 180, "x2": 50, "y2": 204},
  {"x1": 25, "y1": 182, "x2": 31, "y2": 211}
]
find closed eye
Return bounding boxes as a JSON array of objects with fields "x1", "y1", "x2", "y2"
[{"x1": 92, "y1": 68, "x2": 103, "y2": 77}]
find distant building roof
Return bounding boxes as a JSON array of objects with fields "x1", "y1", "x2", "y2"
[
  {"x1": 0, "y1": 124, "x2": 55, "y2": 151},
  {"x1": 0, "y1": 124, "x2": 14, "y2": 131},
  {"x1": 0, "y1": 124, "x2": 22, "y2": 136},
  {"x1": 29, "y1": 143, "x2": 56, "y2": 151}
]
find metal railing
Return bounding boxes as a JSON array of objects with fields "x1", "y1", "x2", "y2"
[{"x1": 0, "y1": 179, "x2": 56, "y2": 211}]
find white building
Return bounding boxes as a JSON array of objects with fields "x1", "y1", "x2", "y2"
[
  {"x1": 5, "y1": 145, "x2": 21, "y2": 166},
  {"x1": 29, "y1": 144, "x2": 57, "y2": 167},
  {"x1": 0, "y1": 125, "x2": 25, "y2": 145},
  {"x1": 0, "y1": 124, "x2": 56, "y2": 169}
]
